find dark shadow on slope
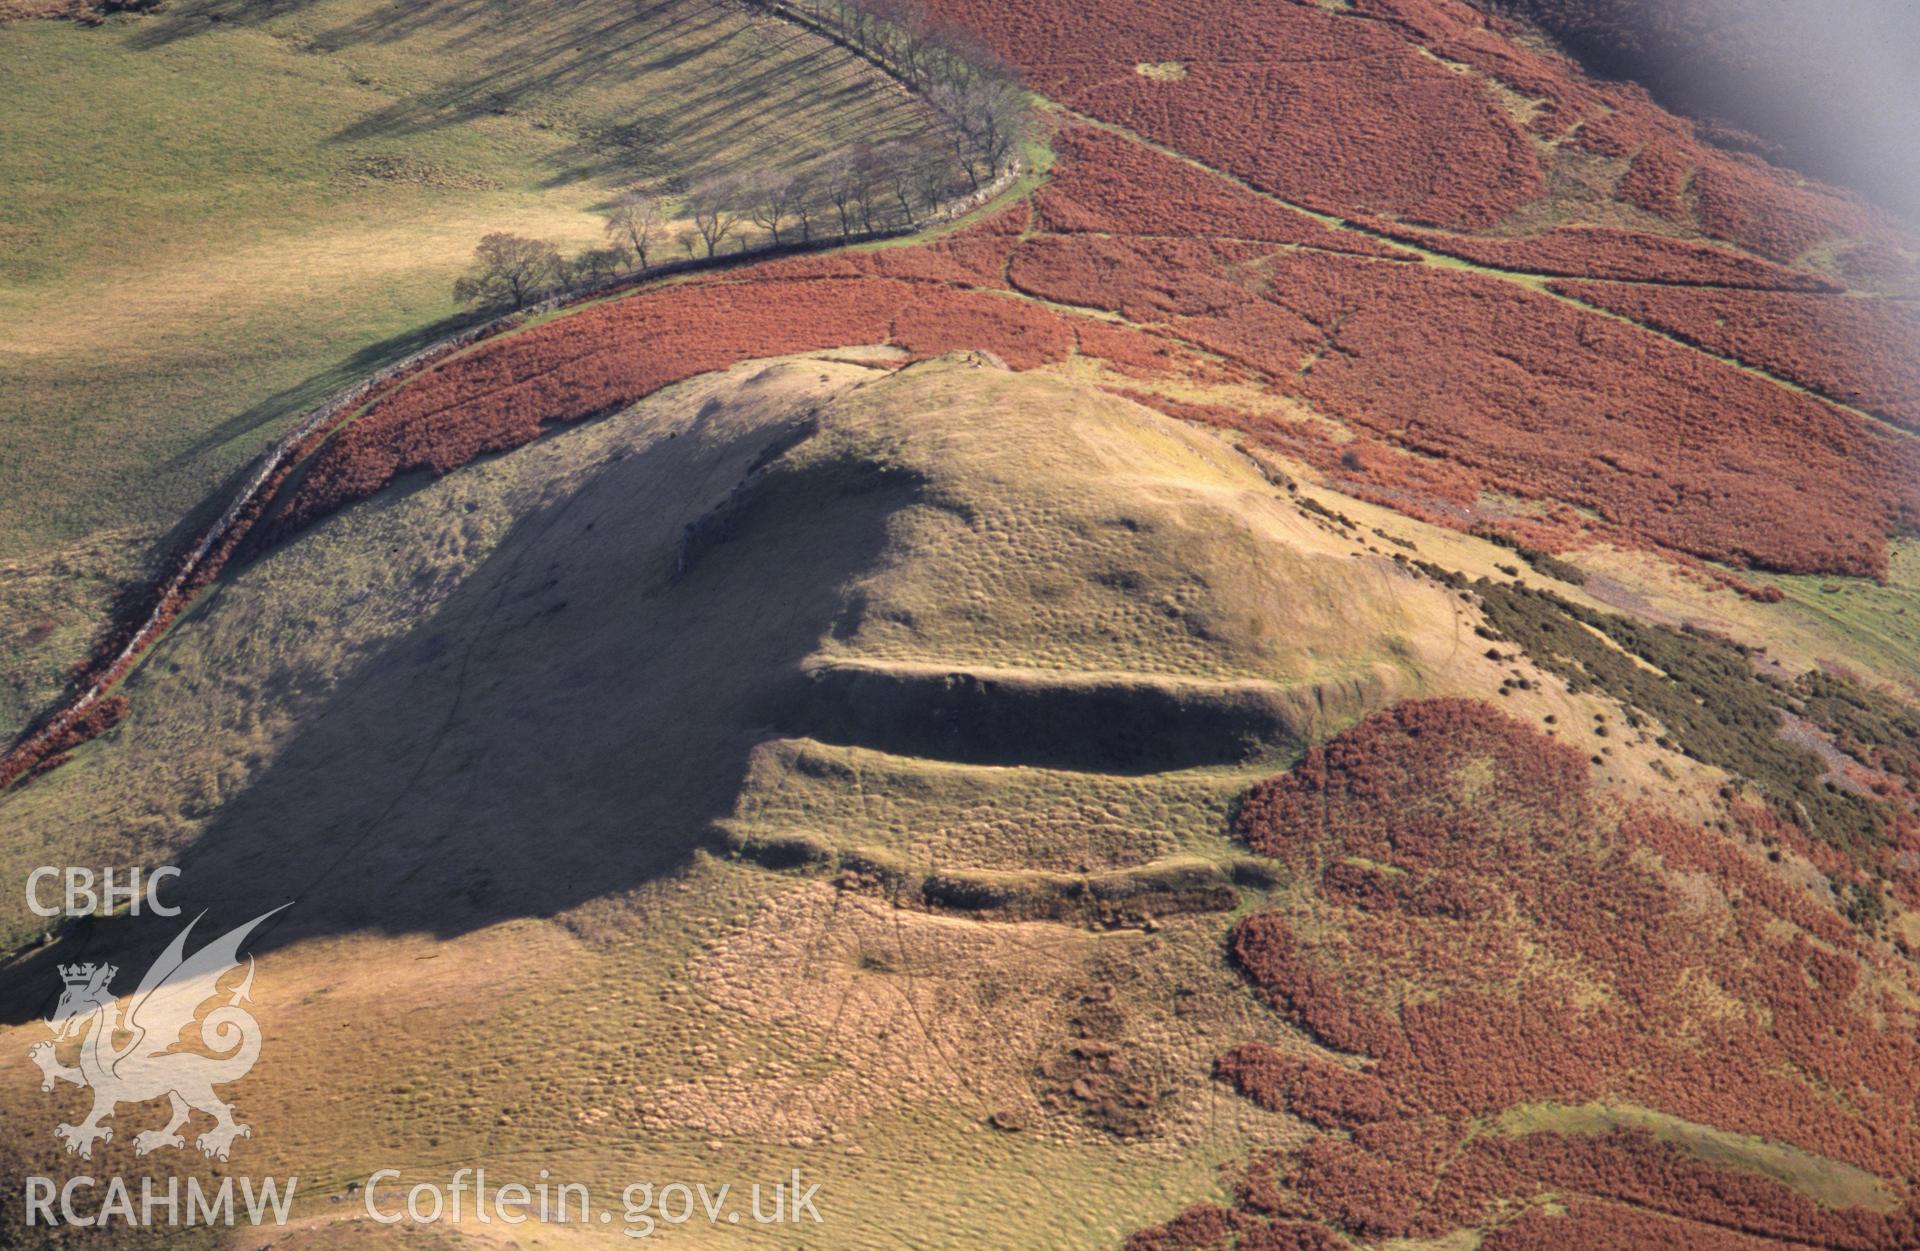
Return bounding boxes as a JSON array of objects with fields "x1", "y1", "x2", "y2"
[
  {"x1": 789, "y1": 664, "x2": 1306, "y2": 774},
  {"x1": 0, "y1": 307, "x2": 517, "y2": 753},
  {"x1": 116, "y1": 0, "x2": 917, "y2": 192},
  {"x1": 0, "y1": 411, "x2": 913, "y2": 1022},
  {"x1": 0, "y1": 448, "x2": 274, "y2": 756}
]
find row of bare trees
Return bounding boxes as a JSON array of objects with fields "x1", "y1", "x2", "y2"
[
  {"x1": 451, "y1": 0, "x2": 1029, "y2": 310},
  {"x1": 769, "y1": 0, "x2": 1005, "y2": 94},
  {"x1": 753, "y1": 0, "x2": 1028, "y2": 186},
  {"x1": 453, "y1": 126, "x2": 1015, "y2": 310},
  {"x1": 677, "y1": 131, "x2": 994, "y2": 256}
]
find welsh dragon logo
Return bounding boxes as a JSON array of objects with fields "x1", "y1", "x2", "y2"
[{"x1": 28, "y1": 906, "x2": 285, "y2": 1162}]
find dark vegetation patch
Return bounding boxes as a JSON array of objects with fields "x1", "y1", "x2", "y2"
[
  {"x1": 1034, "y1": 981, "x2": 1174, "y2": 1138},
  {"x1": 1472, "y1": 524, "x2": 1588, "y2": 585},
  {"x1": 1455, "y1": 573, "x2": 1907, "y2": 857},
  {"x1": 1795, "y1": 671, "x2": 1920, "y2": 797}
]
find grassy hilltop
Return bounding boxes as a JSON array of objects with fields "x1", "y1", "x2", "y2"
[
  {"x1": 0, "y1": 355, "x2": 1480, "y2": 1245},
  {"x1": 2, "y1": 349, "x2": 1888, "y2": 1247}
]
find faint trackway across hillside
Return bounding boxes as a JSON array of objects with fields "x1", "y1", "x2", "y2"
[{"x1": 1047, "y1": 105, "x2": 1920, "y2": 446}]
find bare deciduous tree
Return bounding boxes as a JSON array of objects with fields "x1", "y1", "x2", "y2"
[
  {"x1": 766, "y1": 0, "x2": 1032, "y2": 210},
  {"x1": 689, "y1": 176, "x2": 747, "y2": 257},
  {"x1": 748, "y1": 173, "x2": 802, "y2": 248},
  {"x1": 932, "y1": 74, "x2": 1025, "y2": 187},
  {"x1": 452, "y1": 233, "x2": 564, "y2": 310},
  {"x1": 791, "y1": 175, "x2": 817, "y2": 243},
  {"x1": 880, "y1": 141, "x2": 922, "y2": 225},
  {"x1": 602, "y1": 190, "x2": 663, "y2": 271},
  {"x1": 913, "y1": 148, "x2": 955, "y2": 216},
  {"x1": 851, "y1": 145, "x2": 889, "y2": 233},
  {"x1": 967, "y1": 74, "x2": 1026, "y2": 175},
  {"x1": 926, "y1": 82, "x2": 981, "y2": 187},
  {"x1": 824, "y1": 152, "x2": 862, "y2": 242},
  {"x1": 866, "y1": 0, "x2": 930, "y2": 85},
  {"x1": 779, "y1": 0, "x2": 1031, "y2": 194}
]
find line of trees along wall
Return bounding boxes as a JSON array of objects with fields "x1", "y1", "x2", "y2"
[
  {"x1": 758, "y1": 0, "x2": 1027, "y2": 180},
  {"x1": 682, "y1": 0, "x2": 1029, "y2": 260},
  {"x1": 451, "y1": 0, "x2": 1032, "y2": 312}
]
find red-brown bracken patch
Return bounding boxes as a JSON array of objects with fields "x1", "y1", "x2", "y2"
[
  {"x1": 1149, "y1": 248, "x2": 1917, "y2": 576},
  {"x1": 1035, "y1": 126, "x2": 1410, "y2": 259},
  {"x1": 1190, "y1": 698, "x2": 1920, "y2": 1244},
  {"x1": 1213, "y1": 1042, "x2": 1405, "y2": 1128},
  {"x1": 1008, "y1": 234, "x2": 1274, "y2": 322},
  {"x1": 922, "y1": 0, "x2": 1544, "y2": 229},
  {"x1": 1482, "y1": 1198, "x2": 1835, "y2": 1251},
  {"x1": 1282, "y1": 253, "x2": 1916, "y2": 576},
  {"x1": 267, "y1": 276, "x2": 1087, "y2": 534}
]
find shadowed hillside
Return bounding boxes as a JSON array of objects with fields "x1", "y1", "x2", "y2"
[
  {"x1": 0, "y1": 355, "x2": 1472, "y2": 957},
  {"x1": 0, "y1": 0, "x2": 948, "y2": 739}
]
